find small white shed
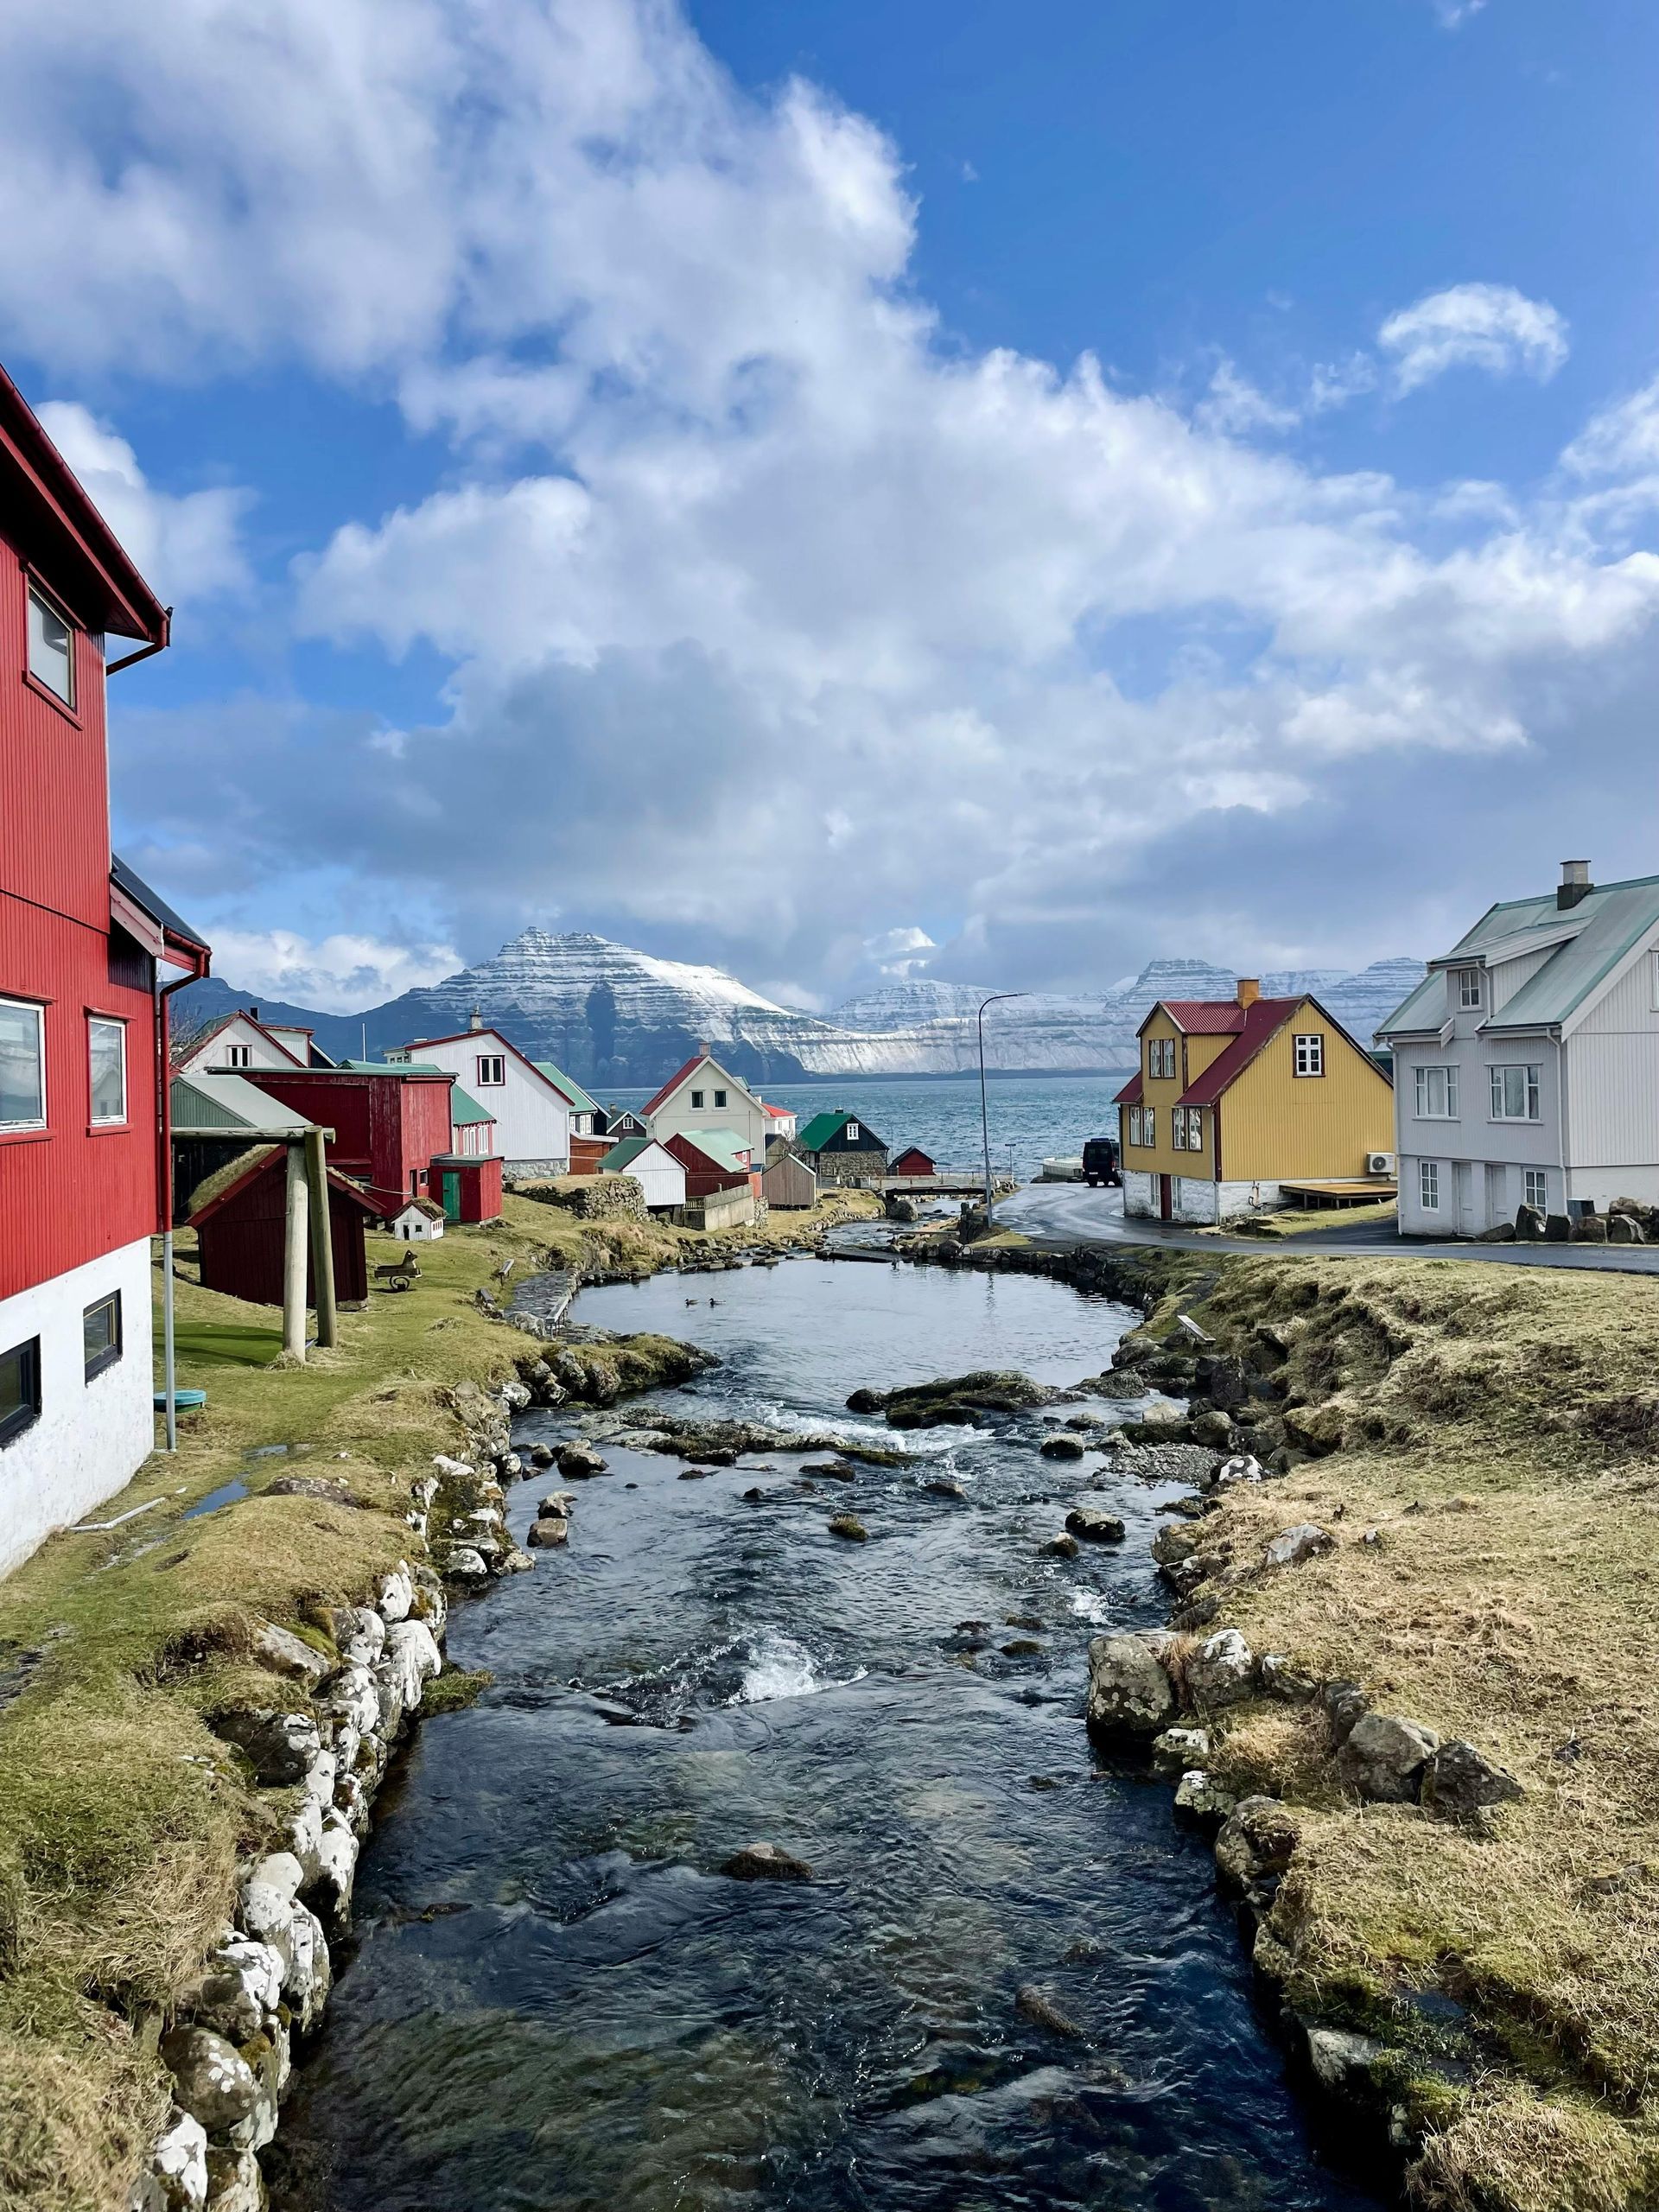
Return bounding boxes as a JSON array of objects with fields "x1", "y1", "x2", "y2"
[
  {"x1": 389, "y1": 1197, "x2": 446, "y2": 1241},
  {"x1": 599, "y1": 1136, "x2": 687, "y2": 1212}
]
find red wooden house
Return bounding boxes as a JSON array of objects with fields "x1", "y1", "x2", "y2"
[
  {"x1": 663, "y1": 1129, "x2": 753, "y2": 1198},
  {"x1": 427, "y1": 1152, "x2": 504, "y2": 1224},
  {"x1": 0, "y1": 363, "x2": 210, "y2": 1575},
  {"x1": 242, "y1": 1063, "x2": 455, "y2": 1217},
  {"x1": 890, "y1": 1145, "x2": 938, "y2": 1178},
  {"x1": 192, "y1": 1149, "x2": 379, "y2": 1306}
]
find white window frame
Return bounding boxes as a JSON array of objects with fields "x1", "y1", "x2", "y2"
[
  {"x1": 26, "y1": 580, "x2": 76, "y2": 709},
  {"x1": 0, "y1": 995, "x2": 47, "y2": 1132},
  {"x1": 225, "y1": 1041, "x2": 252, "y2": 1070},
  {"x1": 1414, "y1": 1065, "x2": 1459, "y2": 1120},
  {"x1": 714, "y1": 1089, "x2": 728, "y2": 1109},
  {"x1": 1128, "y1": 1106, "x2": 1143, "y2": 1146},
  {"x1": 475, "y1": 1054, "x2": 506, "y2": 1088},
  {"x1": 87, "y1": 1016, "x2": 127, "y2": 1126},
  {"x1": 1294, "y1": 1033, "x2": 1325, "y2": 1077},
  {"x1": 1523, "y1": 1168, "x2": 1548, "y2": 1213},
  {"x1": 1143, "y1": 1107, "x2": 1155, "y2": 1147},
  {"x1": 1489, "y1": 1065, "x2": 1541, "y2": 1122},
  {"x1": 690, "y1": 1089, "x2": 705, "y2": 1109},
  {"x1": 1420, "y1": 1160, "x2": 1440, "y2": 1211},
  {"x1": 1456, "y1": 968, "x2": 1483, "y2": 1010},
  {"x1": 845, "y1": 1121, "x2": 860, "y2": 1141}
]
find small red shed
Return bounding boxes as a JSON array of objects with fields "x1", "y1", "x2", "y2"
[
  {"x1": 243, "y1": 1064, "x2": 454, "y2": 1214},
  {"x1": 429, "y1": 1151, "x2": 503, "y2": 1224},
  {"x1": 190, "y1": 1147, "x2": 379, "y2": 1306},
  {"x1": 890, "y1": 1144, "x2": 938, "y2": 1178}
]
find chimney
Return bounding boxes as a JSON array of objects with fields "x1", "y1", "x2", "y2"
[
  {"x1": 1236, "y1": 978, "x2": 1260, "y2": 1007},
  {"x1": 697, "y1": 1038, "x2": 710, "y2": 1058},
  {"x1": 1558, "y1": 860, "x2": 1592, "y2": 912},
  {"x1": 468, "y1": 1005, "x2": 484, "y2": 1031},
  {"x1": 248, "y1": 1005, "x2": 258, "y2": 1020}
]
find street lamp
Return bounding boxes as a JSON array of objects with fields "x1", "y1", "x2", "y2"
[{"x1": 977, "y1": 992, "x2": 1027, "y2": 1217}]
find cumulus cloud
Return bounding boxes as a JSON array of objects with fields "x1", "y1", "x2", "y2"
[
  {"x1": 206, "y1": 927, "x2": 464, "y2": 1013},
  {"x1": 33, "y1": 402, "x2": 250, "y2": 604},
  {"x1": 4, "y1": 0, "x2": 1657, "y2": 994},
  {"x1": 1378, "y1": 283, "x2": 1568, "y2": 394}
]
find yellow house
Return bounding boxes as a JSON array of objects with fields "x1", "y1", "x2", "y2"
[{"x1": 1113, "y1": 978, "x2": 1395, "y2": 1224}]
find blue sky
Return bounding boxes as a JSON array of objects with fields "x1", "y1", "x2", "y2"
[{"x1": 3, "y1": 0, "x2": 1658, "y2": 1011}]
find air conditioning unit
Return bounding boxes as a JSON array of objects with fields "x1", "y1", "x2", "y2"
[{"x1": 1366, "y1": 1152, "x2": 1396, "y2": 1176}]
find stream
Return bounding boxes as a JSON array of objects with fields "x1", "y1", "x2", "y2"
[{"x1": 272, "y1": 1253, "x2": 1377, "y2": 2212}]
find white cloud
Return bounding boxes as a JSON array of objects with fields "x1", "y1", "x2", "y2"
[
  {"x1": 1562, "y1": 378, "x2": 1659, "y2": 480},
  {"x1": 1378, "y1": 283, "x2": 1568, "y2": 394},
  {"x1": 33, "y1": 402, "x2": 250, "y2": 603},
  {"x1": 207, "y1": 927, "x2": 463, "y2": 1013},
  {"x1": 1431, "y1": 0, "x2": 1486, "y2": 26}
]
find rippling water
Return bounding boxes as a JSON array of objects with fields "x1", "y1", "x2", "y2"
[{"x1": 273, "y1": 1258, "x2": 1376, "y2": 2212}]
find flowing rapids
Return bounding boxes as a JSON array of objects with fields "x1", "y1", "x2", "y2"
[{"x1": 272, "y1": 1254, "x2": 1376, "y2": 2212}]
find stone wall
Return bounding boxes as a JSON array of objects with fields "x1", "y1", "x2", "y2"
[
  {"x1": 512, "y1": 1173, "x2": 648, "y2": 1221},
  {"x1": 813, "y1": 1148, "x2": 887, "y2": 1187}
]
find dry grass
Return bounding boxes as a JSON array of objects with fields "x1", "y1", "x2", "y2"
[
  {"x1": 1230, "y1": 1198, "x2": 1399, "y2": 1237},
  {"x1": 1156, "y1": 1253, "x2": 1659, "y2": 2205}
]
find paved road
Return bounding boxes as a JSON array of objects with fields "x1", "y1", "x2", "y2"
[{"x1": 998, "y1": 1181, "x2": 1659, "y2": 1275}]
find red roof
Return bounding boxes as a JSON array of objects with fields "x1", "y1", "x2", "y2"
[
  {"x1": 1176, "y1": 1000, "x2": 1301, "y2": 1104},
  {"x1": 1152, "y1": 1001, "x2": 1251, "y2": 1035},
  {"x1": 1114, "y1": 1072, "x2": 1142, "y2": 1106},
  {"x1": 761, "y1": 1101, "x2": 793, "y2": 1118},
  {"x1": 643, "y1": 1053, "x2": 709, "y2": 1116}
]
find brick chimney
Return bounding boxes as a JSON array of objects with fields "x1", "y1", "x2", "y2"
[
  {"x1": 1236, "y1": 977, "x2": 1260, "y2": 1007},
  {"x1": 1558, "y1": 860, "x2": 1592, "y2": 912}
]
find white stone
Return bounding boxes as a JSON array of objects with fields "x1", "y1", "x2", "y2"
[
  {"x1": 1306, "y1": 2025, "x2": 1385, "y2": 2095},
  {"x1": 301, "y1": 1747, "x2": 338, "y2": 1811},
  {"x1": 334, "y1": 1606, "x2": 385, "y2": 1667},
  {"x1": 1150, "y1": 1725, "x2": 1212, "y2": 1779},
  {"x1": 432, "y1": 1454, "x2": 476, "y2": 1482},
  {"x1": 1185, "y1": 1628, "x2": 1256, "y2": 1709},
  {"x1": 322, "y1": 1662, "x2": 380, "y2": 1737},
  {"x1": 128, "y1": 2107, "x2": 208, "y2": 2212},
  {"x1": 312, "y1": 1811, "x2": 359, "y2": 1931},
  {"x1": 251, "y1": 1621, "x2": 328, "y2": 1685},
  {"x1": 245, "y1": 1852, "x2": 303, "y2": 1903},
  {"x1": 334, "y1": 1768, "x2": 371, "y2": 1834},
  {"x1": 375, "y1": 1564, "x2": 414, "y2": 1623},
  {"x1": 284, "y1": 1798, "x2": 324, "y2": 1884},
  {"x1": 202, "y1": 2145, "x2": 265, "y2": 2212},
  {"x1": 1264, "y1": 1522, "x2": 1336, "y2": 1570},
  {"x1": 444, "y1": 1546, "x2": 490, "y2": 1580},
  {"x1": 1174, "y1": 1768, "x2": 1237, "y2": 1821},
  {"x1": 383, "y1": 1619, "x2": 442, "y2": 1708}
]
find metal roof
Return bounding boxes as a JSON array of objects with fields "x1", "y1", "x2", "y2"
[
  {"x1": 672, "y1": 1127, "x2": 751, "y2": 1173},
  {"x1": 1377, "y1": 873, "x2": 1659, "y2": 1037},
  {"x1": 170, "y1": 1071, "x2": 315, "y2": 1135},
  {"x1": 797, "y1": 1109, "x2": 886, "y2": 1152},
  {"x1": 532, "y1": 1059, "x2": 600, "y2": 1116},
  {"x1": 112, "y1": 854, "x2": 209, "y2": 956},
  {"x1": 448, "y1": 1084, "x2": 495, "y2": 1126}
]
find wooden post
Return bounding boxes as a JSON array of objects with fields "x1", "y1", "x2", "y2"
[
  {"x1": 304, "y1": 1127, "x2": 338, "y2": 1349},
  {"x1": 283, "y1": 1141, "x2": 309, "y2": 1362}
]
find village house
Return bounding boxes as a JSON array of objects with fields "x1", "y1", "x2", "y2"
[
  {"x1": 797, "y1": 1109, "x2": 890, "y2": 1186},
  {"x1": 761, "y1": 1100, "x2": 798, "y2": 1144},
  {"x1": 388, "y1": 1020, "x2": 570, "y2": 1176},
  {"x1": 889, "y1": 1142, "x2": 938, "y2": 1179},
  {"x1": 664, "y1": 1129, "x2": 759, "y2": 1229},
  {"x1": 169, "y1": 1071, "x2": 321, "y2": 1224},
  {"x1": 594, "y1": 1103, "x2": 647, "y2": 1141},
  {"x1": 244, "y1": 1060, "x2": 457, "y2": 1217},
  {"x1": 533, "y1": 1058, "x2": 599, "y2": 1137},
  {"x1": 644, "y1": 1046, "x2": 770, "y2": 1161},
  {"x1": 1376, "y1": 861, "x2": 1659, "y2": 1236},
  {"x1": 190, "y1": 1147, "x2": 380, "y2": 1306},
  {"x1": 761, "y1": 1147, "x2": 818, "y2": 1211},
  {"x1": 597, "y1": 1135, "x2": 687, "y2": 1212},
  {"x1": 1115, "y1": 980, "x2": 1394, "y2": 1224},
  {"x1": 173, "y1": 1007, "x2": 332, "y2": 1075},
  {"x1": 0, "y1": 365, "x2": 212, "y2": 1573}
]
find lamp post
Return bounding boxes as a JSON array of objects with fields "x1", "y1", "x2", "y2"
[{"x1": 977, "y1": 992, "x2": 1027, "y2": 1218}]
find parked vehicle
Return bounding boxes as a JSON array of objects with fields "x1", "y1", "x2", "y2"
[{"x1": 1082, "y1": 1137, "x2": 1122, "y2": 1187}]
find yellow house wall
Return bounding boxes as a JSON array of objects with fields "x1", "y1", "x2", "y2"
[
  {"x1": 1219, "y1": 1004, "x2": 1394, "y2": 1181},
  {"x1": 1121, "y1": 1010, "x2": 1228, "y2": 1178}
]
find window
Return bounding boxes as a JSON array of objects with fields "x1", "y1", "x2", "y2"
[
  {"x1": 1490, "y1": 1065, "x2": 1541, "y2": 1122},
  {"x1": 690, "y1": 1090, "x2": 705, "y2": 1109},
  {"x1": 476, "y1": 1055, "x2": 505, "y2": 1087},
  {"x1": 1128, "y1": 1106, "x2": 1143, "y2": 1146},
  {"x1": 1142, "y1": 1108, "x2": 1155, "y2": 1147},
  {"x1": 846, "y1": 1122, "x2": 860, "y2": 1141},
  {"x1": 1420, "y1": 1160, "x2": 1440, "y2": 1211},
  {"x1": 410, "y1": 1170, "x2": 422, "y2": 1196},
  {"x1": 225, "y1": 1043, "x2": 251, "y2": 1070},
  {"x1": 88, "y1": 1018, "x2": 126, "y2": 1124},
  {"x1": 83, "y1": 1292, "x2": 121, "y2": 1381},
  {"x1": 0, "y1": 1338, "x2": 41, "y2": 1446},
  {"x1": 1524, "y1": 1169, "x2": 1548, "y2": 1213},
  {"x1": 1147, "y1": 1037, "x2": 1176, "y2": 1080},
  {"x1": 1174, "y1": 1107, "x2": 1204, "y2": 1153},
  {"x1": 1456, "y1": 969, "x2": 1483, "y2": 1010},
  {"x1": 1414, "y1": 1065, "x2": 1459, "y2": 1119},
  {"x1": 1294, "y1": 1033, "x2": 1325, "y2": 1077},
  {"x1": 0, "y1": 997, "x2": 46, "y2": 1129},
  {"x1": 714, "y1": 1089, "x2": 728, "y2": 1109},
  {"x1": 27, "y1": 583, "x2": 74, "y2": 707}
]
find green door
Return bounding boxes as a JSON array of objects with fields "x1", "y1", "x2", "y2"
[{"x1": 441, "y1": 1172, "x2": 461, "y2": 1223}]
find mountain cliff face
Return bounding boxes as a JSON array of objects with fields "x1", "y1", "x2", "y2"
[{"x1": 177, "y1": 931, "x2": 1425, "y2": 1087}]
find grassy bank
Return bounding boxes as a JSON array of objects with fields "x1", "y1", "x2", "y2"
[
  {"x1": 1131, "y1": 1250, "x2": 1659, "y2": 2210},
  {"x1": 0, "y1": 1189, "x2": 868, "y2": 2212}
]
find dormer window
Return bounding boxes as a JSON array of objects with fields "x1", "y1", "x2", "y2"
[
  {"x1": 1147, "y1": 1038, "x2": 1176, "y2": 1079},
  {"x1": 1455, "y1": 969, "x2": 1482, "y2": 1010},
  {"x1": 225, "y1": 1044, "x2": 251, "y2": 1070},
  {"x1": 27, "y1": 582, "x2": 75, "y2": 708}
]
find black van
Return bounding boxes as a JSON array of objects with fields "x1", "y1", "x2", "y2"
[{"x1": 1082, "y1": 1137, "x2": 1121, "y2": 1188}]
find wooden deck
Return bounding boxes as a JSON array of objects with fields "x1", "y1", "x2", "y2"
[{"x1": 1279, "y1": 1179, "x2": 1397, "y2": 1209}]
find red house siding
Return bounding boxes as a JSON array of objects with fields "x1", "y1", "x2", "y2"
[
  {"x1": 890, "y1": 1147, "x2": 937, "y2": 1178},
  {"x1": 244, "y1": 1069, "x2": 454, "y2": 1213},
  {"x1": 664, "y1": 1131, "x2": 748, "y2": 1199},
  {"x1": 194, "y1": 1154, "x2": 376, "y2": 1306},
  {"x1": 429, "y1": 1153, "x2": 503, "y2": 1224}
]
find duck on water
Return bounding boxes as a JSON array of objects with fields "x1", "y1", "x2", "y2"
[{"x1": 270, "y1": 1254, "x2": 1380, "y2": 2212}]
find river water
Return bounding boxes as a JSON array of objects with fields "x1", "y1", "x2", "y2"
[{"x1": 273, "y1": 1255, "x2": 1375, "y2": 2212}]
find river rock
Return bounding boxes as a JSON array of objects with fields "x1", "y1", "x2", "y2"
[
  {"x1": 1085, "y1": 1630, "x2": 1179, "y2": 1736},
  {"x1": 1305, "y1": 2025, "x2": 1385, "y2": 2097},
  {"x1": 210, "y1": 1709, "x2": 321, "y2": 1786},
  {"x1": 1043, "y1": 1531, "x2": 1081, "y2": 1558},
  {"x1": 1338, "y1": 1713, "x2": 1440, "y2": 1802},
  {"x1": 1040, "y1": 1433, "x2": 1086, "y2": 1460},
  {"x1": 828, "y1": 1514, "x2": 868, "y2": 1541},
  {"x1": 188, "y1": 1935, "x2": 284, "y2": 2044},
  {"x1": 529, "y1": 1441, "x2": 556, "y2": 1467},
  {"x1": 375, "y1": 1565, "x2": 415, "y2": 1624},
  {"x1": 251, "y1": 1621, "x2": 328, "y2": 1686},
  {"x1": 202, "y1": 2146, "x2": 265, "y2": 2212},
  {"x1": 883, "y1": 1370, "x2": 1051, "y2": 1428},
  {"x1": 382, "y1": 1618, "x2": 442, "y2": 1712},
  {"x1": 159, "y1": 2026, "x2": 266, "y2": 2140},
  {"x1": 802, "y1": 1459, "x2": 857, "y2": 1481},
  {"x1": 1151, "y1": 1725, "x2": 1212, "y2": 1780},
  {"x1": 1173, "y1": 1769, "x2": 1236, "y2": 1823},
  {"x1": 1321, "y1": 1679, "x2": 1370, "y2": 1745},
  {"x1": 1015, "y1": 1984, "x2": 1083, "y2": 2037},
  {"x1": 556, "y1": 1443, "x2": 609, "y2": 1479},
  {"x1": 923, "y1": 1477, "x2": 968, "y2": 1499},
  {"x1": 527, "y1": 1514, "x2": 570, "y2": 1547},
  {"x1": 333, "y1": 1605, "x2": 386, "y2": 1667},
  {"x1": 537, "y1": 1489, "x2": 576, "y2": 1517},
  {"x1": 1151, "y1": 1522, "x2": 1202, "y2": 1567},
  {"x1": 321, "y1": 1662, "x2": 380, "y2": 1739},
  {"x1": 1263, "y1": 1522, "x2": 1336, "y2": 1570},
  {"x1": 1260, "y1": 1654, "x2": 1319, "y2": 1701},
  {"x1": 311, "y1": 1810, "x2": 359, "y2": 1935},
  {"x1": 1065, "y1": 1504, "x2": 1126, "y2": 1543},
  {"x1": 1189, "y1": 1409, "x2": 1236, "y2": 1450},
  {"x1": 1214, "y1": 1796, "x2": 1301, "y2": 1891},
  {"x1": 1185, "y1": 1629, "x2": 1255, "y2": 1709},
  {"x1": 1421, "y1": 1738, "x2": 1524, "y2": 1820},
  {"x1": 721, "y1": 1841, "x2": 813, "y2": 1882},
  {"x1": 1215, "y1": 1453, "x2": 1264, "y2": 1486},
  {"x1": 442, "y1": 1545, "x2": 490, "y2": 1581},
  {"x1": 130, "y1": 2107, "x2": 208, "y2": 2212}
]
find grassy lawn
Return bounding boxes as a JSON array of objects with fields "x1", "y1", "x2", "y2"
[{"x1": 1230, "y1": 1198, "x2": 1399, "y2": 1237}]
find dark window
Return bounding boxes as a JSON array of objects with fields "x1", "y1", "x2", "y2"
[
  {"x1": 83, "y1": 1292, "x2": 122, "y2": 1381},
  {"x1": 476, "y1": 1054, "x2": 505, "y2": 1086},
  {"x1": 713, "y1": 1089, "x2": 727, "y2": 1108},
  {"x1": 410, "y1": 1170, "x2": 421, "y2": 1195},
  {"x1": 1, "y1": 1338, "x2": 41, "y2": 1446},
  {"x1": 690, "y1": 1090, "x2": 704, "y2": 1109}
]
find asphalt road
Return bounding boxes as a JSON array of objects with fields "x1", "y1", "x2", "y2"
[{"x1": 998, "y1": 1180, "x2": 1659, "y2": 1274}]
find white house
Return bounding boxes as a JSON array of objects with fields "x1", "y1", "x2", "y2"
[
  {"x1": 389, "y1": 1023, "x2": 569, "y2": 1176},
  {"x1": 760, "y1": 1100, "x2": 798, "y2": 1144},
  {"x1": 175, "y1": 1009, "x2": 309, "y2": 1077},
  {"x1": 532, "y1": 1059, "x2": 600, "y2": 1137},
  {"x1": 388, "y1": 1197, "x2": 446, "y2": 1241},
  {"x1": 644, "y1": 1046, "x2": 769, "y2": 1160},
  {"x1": 598, "y1": 1136, "x2": 687, "y2": 1212},
  {"x1": 1377, "y1": 861, "x2": 1659, "y2": 1236}
]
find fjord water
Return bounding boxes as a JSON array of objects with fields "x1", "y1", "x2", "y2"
[{"x1": 275, "y1": 1257, "x2": 1373, "y2": 2212}]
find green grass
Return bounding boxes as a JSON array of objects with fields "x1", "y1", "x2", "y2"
[{"x1": 171, "y1": 1319, "x2": 283, "y2": 1369}]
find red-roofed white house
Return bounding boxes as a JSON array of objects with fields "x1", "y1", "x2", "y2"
[
  {"x1": 1113, "y1": 979, "x2": 1393, "y2": 1224},
  {"x1": 643, "y1": 1046, "x2": 769, "y2": 1162},
  {"x1": 385, "y1": 1021, "x2": 570, "y2": 1178},
  {"x1": 174, "y1": 1008, "x2": 314, "y2": 1077}
]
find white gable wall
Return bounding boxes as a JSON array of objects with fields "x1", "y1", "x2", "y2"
[
  {"x1": 616, "y1": 1143, "x2": 686, "y2": 1211},
  {"x1": 176, "y1": 1014, "x2": 302, "y2": 1075},
  {"x1": 400, "y1": 1033, "x2": 569, "y2": 1173},
  {"x1": 649, "y1": 1058, "x2": 766, "y2": 1160}
]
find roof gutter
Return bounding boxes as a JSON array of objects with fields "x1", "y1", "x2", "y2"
[{"x1": 108, "y1": 607, "x2": 172, "y2": 677}]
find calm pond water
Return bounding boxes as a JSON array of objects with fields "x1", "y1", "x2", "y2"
[{"x1": 273, "y1": 1257, "x2": 1376, "y2": 2212}]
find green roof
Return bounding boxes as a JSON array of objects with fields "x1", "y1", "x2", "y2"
[
  {"x1": 797, "y1": 1109, "x2": 885, "y2": 1153},
  {"x1": 600, "y1": 1135, "x2": 651, "y2": 1171},
  {"x1": 448, "y1": 1084, "x2": 494, "y2": 1126},
  {"x1": 533, "y1": 1059, "x2": 600, "y2": 1115},
  {"x1": 1377, "y1": 872, "x2": 1659, "y2": 1038},
  {"x1": 679, "y1": 1127, "x2": 750, "y2": 1173},
  {"x1": 169, "y1": 1071, "x2": 315, "y2": 1135},
  {"x1": 340, "y1": 1058, "x2": 447, "y2": 1076}
]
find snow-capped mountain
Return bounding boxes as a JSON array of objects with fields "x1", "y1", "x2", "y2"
[{"x1": 177, "y1": 931, "x2": 1425, "y2": 1086}]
